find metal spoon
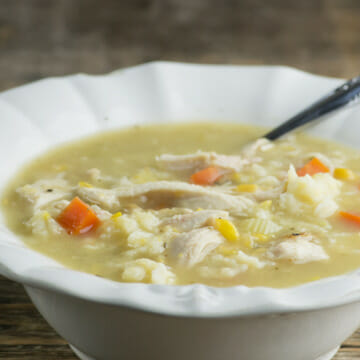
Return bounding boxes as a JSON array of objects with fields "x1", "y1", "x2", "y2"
[{"x1": 263, "y1": 76, "x2": 360, "y2": 141}]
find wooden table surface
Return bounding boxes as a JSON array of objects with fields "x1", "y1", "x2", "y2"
[{"x1": 1, "y1": 0, "x2": 360, "y2": 358}]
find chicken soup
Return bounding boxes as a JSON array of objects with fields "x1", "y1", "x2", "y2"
[{"x1": 3, "y1": 123, "x2": 360, "y2": 288}]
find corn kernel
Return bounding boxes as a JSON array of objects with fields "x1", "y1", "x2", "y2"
[
  {"x1": 42, "y1": 211, "x2": 51, "y2": 221},
  {"x1": 259, "y1": 200, "x2": 272, "y2": 210},
  {"x1": 232, "y1": 173, "x2": 242, "y2": 183},
  {"x1": 333, "y1": 168, "x2": 355, "y2": 180},
  {"x1": 111, "y1": 212, "x2": 122, "y2": 220},
  {"x1": 78, "y1": 181, "x2": 93, "y2": 188},
  {"x1": 196, "y1": 208, "x2": 203, "y2": 211},
  {"x1": 236, "y1": 184, "x2": 258, "y2": 193},
  {"x1": 214, "y1": 218, "x2": 239, "y2": 242},
  {"x1": 2, "y1": 198, "x2": 9, "y2": 206},
  {"x1": 253, "y1": 233, "x2": 270, "y2": 242}
]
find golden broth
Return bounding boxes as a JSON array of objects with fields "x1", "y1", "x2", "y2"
[{"x1": 3, "y1": 123, "x2": 360, "y2": 288}]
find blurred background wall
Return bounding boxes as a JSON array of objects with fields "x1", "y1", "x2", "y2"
[{"x1": 0, "y1": 0, "x2": 358, "y2": 91}]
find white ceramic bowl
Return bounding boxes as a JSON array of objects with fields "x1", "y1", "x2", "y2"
[{"x1": 1, "y1": 62, "x2": 360, "y2": 360}]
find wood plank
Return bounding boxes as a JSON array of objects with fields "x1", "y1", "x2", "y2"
[
  {"x1": 0, "y1": 345, "x2": 76, "y2": 360},
  {"x1": 0, "y1": 303, "x2": 67, "y2": 345},
  {"x1": 343, "y1": 330, "x2": 360, "y2": 348},
  {"x1": 335, "y1": 345, "x2": 360, "y2": 360},
  {"x1": 0, "y1": 276, "x2": 29, "y2": 304}
]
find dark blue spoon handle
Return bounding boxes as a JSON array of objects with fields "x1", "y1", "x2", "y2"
[{"x1": 264, "y1": 76, "x2": 360, "y2": 141}]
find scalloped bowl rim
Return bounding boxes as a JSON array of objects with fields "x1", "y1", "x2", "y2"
[{"x1": 1, "y1": 61, "x2": 360, "y2": 318}]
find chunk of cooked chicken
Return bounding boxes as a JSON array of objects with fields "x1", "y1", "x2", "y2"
[
  {"x1": 86, "y1": 168, "x2": 123, "y2": 186},
  {"x1": 46, "y1": 199, "x2": 70, "y2": 217},
  {"x1": 76, "y1": 186, "x2": 121, "y2": 211},
  {"x1": 91, "y1": 205, "x2": 112, "y2": 221},
  {"x1": 250, "y1": 185, "x2": 285, "y2": 202},
  {"x1": 161, "y1": 209, "x2": 229, "y2": 232},
  {"x1": 77, "y1": 181, "x2": 255, "y2": 215},
  {"x1": 157, "y1": 139, "x2": 273, "y2": 174},
  {"x1": 167, "y1": 227, "x2": 224, "y2": 267},
  {"x1": 268, "y1": 233, "x2": 328, "y2": 264},
  {"x1": 17, "y1": 178, "x2": 72, "y2": 209},
  {"x1": 175, "y1": 193, "x2": 253, "y2": 215},
  {"x1": 157, "y1": 151, "x2": 249, "y2": 173},
  {"x1": 240, "y1": 138, "x2": 273, "y2": 159},
  {"x1": 155, "y1": 207, "x2": 194, "y2": 217}
]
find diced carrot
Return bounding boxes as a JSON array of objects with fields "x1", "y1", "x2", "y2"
[
  {"x1": 296, "y1": 157, "x2": 330, "y2": 177},
  {"x1": 57, "y1": 197, "x2": 100, "y2": 235},
  {"x1": 190, "y1": 166, "x2": 223, "y2": 185},
  {"x1": 339, "y1": 211, "x2": 360, "y2": 227}
]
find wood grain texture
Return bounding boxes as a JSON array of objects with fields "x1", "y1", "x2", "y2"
[{"x1": 0, "y1": 0, "x2": 360, "y2": 359}]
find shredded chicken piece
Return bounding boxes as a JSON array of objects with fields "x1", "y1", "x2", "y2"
[
  {"x1": 46, "y1": 199, "x2": 70, "y2": 217},
  {"x1": 77, "y1": 186, "x2": 120, "y2": 211},
  {"x1": 240, "y1": 138, "x2": 273, "y2": 159},
  {"x1": 161, "y1": 209, "x2": 229, "y2": 232},
  {"x1": 17, "y1": 178, "x2": 72, "y2": 209},
  {"x1": 77, "y1": 181, "x2": 255, "y2": 215},
  {"x1": 91, "y1": 205, "x2": 112, "y2": 221},
  {"x1": 175, "y1": 193, "x2": 253, "y2": 215},
  {"x1": 168, "y1": 227, "x2": 224, "y2": 267},
  {"x1": 155, "y1": 208, "x2": 193, "y2": 217},
  {"x1": 250, "y1": 185, "x2": 285, "y2": 202},
  {"x1": 268, "y1": 232, "x2": 328, "y2": 264},
  {"x1": 157, "y1": 151, "x2": 249, "y2": 172},
  {"x1": 157, "y1": 139, "x2": 273, "y2": 174},
  {"x1": 86, "y1": 168, "x2": 119, "y2": 186}
]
